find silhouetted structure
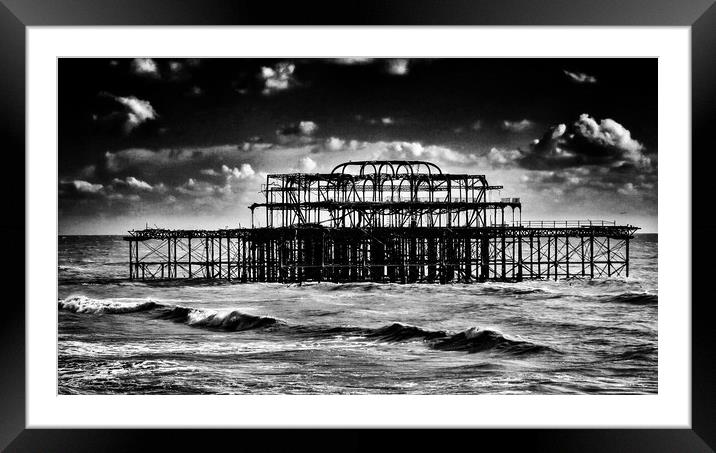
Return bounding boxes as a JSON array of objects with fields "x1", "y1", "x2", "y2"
[{"x1": 125, "y1": 160, "x2": 638, "y2": 282}]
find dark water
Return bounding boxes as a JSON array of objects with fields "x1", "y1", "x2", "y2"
[{"x1": 58, "y1": 234, "x2": 657, "y2": 394}]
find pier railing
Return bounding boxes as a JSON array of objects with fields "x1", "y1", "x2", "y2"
[{"x1": 514, "y1": 220, "x2": 617, "y2": 228}]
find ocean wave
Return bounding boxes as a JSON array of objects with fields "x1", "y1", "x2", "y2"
[
  {"x1": 480, "y1": 285, "x2": 552, "y2": 296},
  {"x1": 320, "y1": 282, "x2": 386, "y2": 292},
  {"x1": 58, "y1": 296, "x2": 551, "y2": 355},
  {"x1": 616, "y1": 343, "x2": 657, "y2": 361},
  {"x1": 155, "y1": 306, "x2": 285, "y2": 332},
  {"x1": 601, "y1": 292, "x2": 658, "y2": 305},
  {"x1": 366, "y1": 322, "x2": 448, "y2": 342},
  {"x1": 59, "y1": 295, "x2": 161, "y2": 314},
  {"x1": 430, "y1": 327, "x2": 552, "y2": 355}
]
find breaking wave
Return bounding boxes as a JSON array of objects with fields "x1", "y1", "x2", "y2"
[
  {"x1": 430, "y1": 327, "x2": 553, "y2": 355},
  {"x1": 58, "y1": 296, "x2": 552, "y2": 355},
  {"x1": 155, "y1": 306, "x2": 285, "y2": 331},
  {"x1": 59, "y1": 295, "x2": 161, "y2": 314}
]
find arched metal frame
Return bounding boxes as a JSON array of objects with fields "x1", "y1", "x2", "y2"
[{"x1": 257, "y1": 160, "x2": 512, "y2": 229}]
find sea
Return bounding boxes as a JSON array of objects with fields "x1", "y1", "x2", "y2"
[{"x1": 58, "y1": 234, "x2": 657, "y2": 395}]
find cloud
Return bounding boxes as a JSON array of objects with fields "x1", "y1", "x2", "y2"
[
  {"x1": 221, "y1": 163, "x2": 255, "y2": 180},
  {"x1": 487, "y1": 147, "x2": 523, "y2": 166},
  {"x1": 102, "y1": 94, "x2": 158, "y2": 134},
  {"x1": 176, "y1": 178, "x2": 216, "y2": 198},
  {"x1": 502, "y1": 119, "x2": 533, "y2": 132},
  {"x1": 518, "y1": 166, "x2": 656, "y2": 204},
  {"x1": 103, "y1": 145, "x2": 240, "y2": 174},
  {"x1": 64, "y1": 180, "x2": 103, "y2": 194},
  {"x1": 334, "y1": 58, "x2": 374, "y2": 65},
  {"x1": 299, "y1": 156, "x2": 317, "y2": 171},
  {"x1": 67, "y1": 137, "x2": 489, "y2": 227},
  {"x1": 130, "y1": 58, "x2": 160, "y2": 78},
  {"x1": 573, "y1": 114, "x2": 644, "y2": 155},
  {"x1": 497, "y1": 114, "x2": 649, "y2": 171},
  {"x1": 276, "y1": 120, "x2": 318, "y2": 145},
  {"x1": 112, "y1": 176, "x2": 154, "y2": 191},
  {"x1": 324, "y1": 137, "x2": 346, "y2": 152},
  {"x1": 168, "y1": 61, "x2": 183, "y2": 74},
  {"x1": 386, "y1": 59, "x2": 410, "y2": 76},
  {"x1": 260, "y1": 62, "x2": 296, "y2": 95},
  {"x1": 277, "y1": 120, "x2": 317, "y2": 136},
  {"x1": 377, "y1": 141, "x2": 477, "y2": 164},
  {"x1": 563, "y1": 70, "x2": 597, "y2": 84},
  {"x1": 617, "y1": 182, "x2": 638, "y2": 195},
  {"x1": 78, "y1": 165, "x2": 96, "y2": 179}
]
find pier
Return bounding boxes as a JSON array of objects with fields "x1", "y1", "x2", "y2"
[{"x1": 124, "y1": 160, "x2": 638, "y2": 282}]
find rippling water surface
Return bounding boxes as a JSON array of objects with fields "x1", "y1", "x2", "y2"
[{"x1": 58, "y1": 234, "x2": 657, "y2": 394}]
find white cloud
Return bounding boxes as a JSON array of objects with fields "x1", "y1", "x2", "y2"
[
  {"x1": 573, "y1": 113, "x2": 645, "y2": 156},
  {"x1": 502, "y1": 119, "x2": 533, "y2": 132},
  {"x1": 488, "y1": 147, "x2": 523, "y2": 166},
  {"x1": 297, "y1": 121, "x2": 318, "y2": 135},
  {"x1": 299, "y1": 156, "x2": 317, "y2": 171},
  {"x1": 324, "y1": 137, "x2": 345, "y2": 152},
  {"x1": 176, "y1": 178, "x2": 216, "y2": 197},
  {"x1": 260, "y1": 62, "x2": 296, "y2": 95},
  {"x1": 378, "y1": 141, "x2": 476, "y2": 164},
  {"x1": 617, "y1": 183, "x2": 637, "y2": 195},
  {"x1": 126, "y1": 176, "x2": 154, "y2": 191},
  {"x1": 130, "y1": 58, "x2": 160, "y2": 78},
  {"x1": 71, "y1": 180, "x2": 103, "y2": 193},
  {"x1": 110, "y1": 176, "x2": 154, "y2": 192},
  {"x1": 563, "y1": 70, "x2": 597, "y2": 84},
  {"x1": 386, "y1": 59, "x2": 409, "y2": 76},
  {"x1": 112, "y1": 95, "x2": 158, "y2": 133},
  {"x1": 221, "y1": 163, "x2": 256, "y2": 180}
]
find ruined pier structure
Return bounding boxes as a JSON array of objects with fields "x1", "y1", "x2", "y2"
[{"x1": 125, "y1": 160, "x2": 638, "y2": 282}]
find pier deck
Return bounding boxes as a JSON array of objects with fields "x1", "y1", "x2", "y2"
[{"x1": 124, "y1": 224, "x2": 637, "y2": 282}]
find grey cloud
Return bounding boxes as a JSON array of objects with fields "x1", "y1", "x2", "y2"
[
  {"x1": 333, "y1": 58, "x2": 375, "y2": 65},
  {"x1": 502, "y1": 119, "x2": 533, "y2": 132},
  {"x1": 386, "y1": 59, "x2": 409, "y2": 76},
  {"x1": 276, "y1": 120, "x2": 318, "y2": 145},
  {"x1": 563, "y1": 70, "x2": 597, "y2": 84}
]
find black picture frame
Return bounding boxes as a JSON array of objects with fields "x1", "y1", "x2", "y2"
[{"x1": 2, "y1": 0, "x2": 713, "y2": 451}]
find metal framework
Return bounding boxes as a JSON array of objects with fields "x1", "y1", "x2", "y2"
[{"x1": 125, "y1": 160, "x2": 638, "y2": 283}]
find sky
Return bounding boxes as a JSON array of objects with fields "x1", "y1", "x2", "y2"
[{"x1": 58, "y1": 58, "x2": 657, "y2": 234}]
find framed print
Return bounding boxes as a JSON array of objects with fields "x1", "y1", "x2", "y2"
[{"x1": 3, "y1": 0, "x2": 714, "y2": 450}]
